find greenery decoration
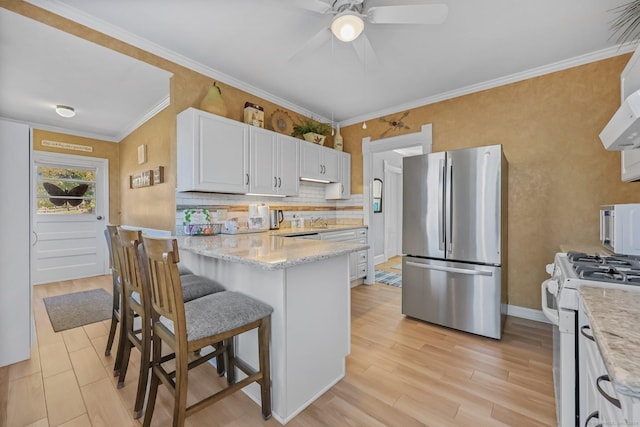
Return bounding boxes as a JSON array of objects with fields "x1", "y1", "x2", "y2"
[{"x1": 292, "y1": 118, "x2": 331, "y2": 137}]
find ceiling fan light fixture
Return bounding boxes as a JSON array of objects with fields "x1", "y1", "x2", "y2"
[
  {"x1": 55, "y1": 105, "x2": 75, "y2": 118},
  {"x1": 331, "y1": 12, "x2": 364, "y2": 42}
]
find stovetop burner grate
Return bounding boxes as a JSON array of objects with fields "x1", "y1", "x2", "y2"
[{"x1": 566, "y1": 251, "x2": 640, "y2": 285}]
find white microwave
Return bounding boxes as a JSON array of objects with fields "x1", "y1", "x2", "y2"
[{"x1": 600, "y1": 203, "x2": 640, "y2": 255}]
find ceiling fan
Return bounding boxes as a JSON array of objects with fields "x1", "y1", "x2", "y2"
[{"x1": 288, "y1": 0, "x2": 448, "y2": 64}]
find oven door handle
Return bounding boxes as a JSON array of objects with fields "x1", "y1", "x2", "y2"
[{"x1": 541, "y1": 279, "x2": 559, "y2": 325}]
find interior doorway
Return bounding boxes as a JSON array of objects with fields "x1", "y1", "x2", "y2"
[
  {"x1": 362, "y1": 124, "x2": 432, "y2": 284},
  {"x1": 32, "y1": 151, "x2": 109, "y2": 284}
]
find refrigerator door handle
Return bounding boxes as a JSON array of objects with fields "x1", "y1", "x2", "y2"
[
  {"x1": 438, "y1": 159, "x2": 445, "y2": 251},
  {"x1": 446, "y1": 161, "x2": 453, "y2": 254},
  {"x1": 406, "y1": 261, "x2": 493, "y2": 276}
]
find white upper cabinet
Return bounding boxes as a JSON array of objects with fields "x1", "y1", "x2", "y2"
[
  {"x1": 276, "y1": 134, "x2": 300, "y2": 196},
  {"x1": 325, "y1": 152, "x2": 351, "y2": 200},
  {"x1": 620, "y1": 47, "x2": 640, "y2": 182},
  {"x1": 249, "y1": 127, "x2": 299, "y2": 196},
  {"x1": 177, "y1": 108, "x2": 249, "y2": 193},
  {"x1": 300, "y1": 140, "x2": 340, "y2": 182},
  {"x1": 622, "y1": 149, "x2": 640, "y2": 182}
]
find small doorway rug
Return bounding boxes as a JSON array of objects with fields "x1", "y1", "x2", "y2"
[
  {"x1": 374, "y1": 270, "x2": 402, "y2": 287},
  {"x1": 43, "y1": 288, "x2": 112, "y2": 332}
]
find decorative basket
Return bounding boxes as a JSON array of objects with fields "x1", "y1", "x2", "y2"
[{"x1": 184, "y1": 223, "x2": 221, "y2": 236}]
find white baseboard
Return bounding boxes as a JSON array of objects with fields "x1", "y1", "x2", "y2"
[
  {"x1": 373, "y1": 254, "x2": 386, "y2": 265},
  {"x1": 507, "y1": 304, "x2": 551, "y2": 324}
]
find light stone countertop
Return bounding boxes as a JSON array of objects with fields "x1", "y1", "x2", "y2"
[
  {"x1": 177, "y1": 233, "x2": 368, "y2": 271},
  {"x1": 269, "y1": 224, "x2": 367, "y2": 237},
  {"x1": 579, "y1": 286, "x2": 640, "y2": 398}
]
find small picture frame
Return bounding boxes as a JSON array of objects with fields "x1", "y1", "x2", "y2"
[{"x1": 137, "y1": 144, "x2": 147, "y2": 165}]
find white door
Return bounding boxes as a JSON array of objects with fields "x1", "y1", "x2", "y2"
[
  {"x1": 32, "y1": 152, "x2": 109, "y2": 285},
  {"x1": 385, "y1": 163, "x2": 403, "y2": 258}
]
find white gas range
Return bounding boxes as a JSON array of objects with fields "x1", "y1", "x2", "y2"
[{"x1": 541, "y1": 251, "x2": 640, "y2": 427}]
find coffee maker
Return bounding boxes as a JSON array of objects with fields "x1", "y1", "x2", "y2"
[{"x1": 269, "y1": 209, "x2": 284, "y2": 230}]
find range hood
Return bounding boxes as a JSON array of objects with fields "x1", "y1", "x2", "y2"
[{"x1": 600, "y1": 89, "x2": 640, "y2": 150}]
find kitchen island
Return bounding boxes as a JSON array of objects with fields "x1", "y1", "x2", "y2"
[{"x1": 176, "y1": 233, "x2": 367, "y2": 424}]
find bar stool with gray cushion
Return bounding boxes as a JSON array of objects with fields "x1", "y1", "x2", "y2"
[
  {"x1": 140, "y1": 235, "x2": 273, "y2": 427},
  {"x1": 115, "y1": 227, "x2": 226, "y2": 419},
  {"x1": 104, "y1": 225, "x2": 126, "y2": 375}
]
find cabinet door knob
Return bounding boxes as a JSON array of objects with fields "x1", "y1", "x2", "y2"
[
  {"x1": 246, "y1": 174, "x2": 250, "y2": 185},
  {"x1": 274, "y1": 177, "x2": 278, "y2": 188},
  {"x1": 96, "y1": 216, "x2": 103, "y2": 220},
  {"x1": 278, "y1": 177, "x2": 282, "y2": 188}
]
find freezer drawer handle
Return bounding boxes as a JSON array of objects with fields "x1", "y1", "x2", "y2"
[
  {"x1": 596, "y1": 375, "x2": 621, "y2": 409},
  {"x1": 580, "y1": 325, "x2": 595, "y2": 342},
  {"x1": 405, "y1": 261, "x2": 492, "y2": 276}
]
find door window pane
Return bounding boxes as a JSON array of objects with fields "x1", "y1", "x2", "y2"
[{"x1": 36, "y1": 166, "x2": 96, "y2": 214}]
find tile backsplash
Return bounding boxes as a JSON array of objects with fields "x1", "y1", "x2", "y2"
[{"x1": 176, "y1": 181, "x2": 363, "y2": 232}]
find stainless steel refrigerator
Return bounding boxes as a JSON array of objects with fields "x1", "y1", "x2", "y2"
[{"x1": 402, "y1": 144, "x2": 507, "y2": 339}]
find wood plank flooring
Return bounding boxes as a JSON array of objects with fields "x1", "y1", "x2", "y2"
[{"x1": 1, "y1": 272, "x2": 555, "y2": 426}]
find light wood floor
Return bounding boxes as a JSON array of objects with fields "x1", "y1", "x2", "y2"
[{"x1": 1, "y1": 273, "x2": 555, "y2": 427}]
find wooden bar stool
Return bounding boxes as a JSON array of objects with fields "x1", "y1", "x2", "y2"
[
  {"x1": 104, "y1": 225, "x2": 126, "y2": 375},
  {"x1": 115, "y1": 227, "x2": 226, "y2": 419},
  {"x1": 139, "y1": 235, "x2": 273, "y2": 427}
]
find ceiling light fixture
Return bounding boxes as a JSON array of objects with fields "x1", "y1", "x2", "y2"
[
  {"x1": 331, "y1": 11, "x2": 364, "y2": 42},
  {"x1": 55, "y1": 105, "x2": 75, "y2": 118}
]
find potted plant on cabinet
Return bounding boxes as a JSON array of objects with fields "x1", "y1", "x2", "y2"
[{"x1": 292, "y1": 119, "x2": 331, "y2": 145}]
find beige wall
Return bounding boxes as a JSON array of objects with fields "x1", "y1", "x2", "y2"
[
  {"x1": 341, "y1": 55, "x2": 639, "y2": 309},
  {"x1": 32, "y1": 129, "x2": 120, "y2": 224},
  {"x1": 12, "y1": 1, "x2": 639, "y2": 310}
]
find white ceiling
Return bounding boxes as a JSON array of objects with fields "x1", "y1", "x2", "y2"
[
  {"x1": 0, "y1": 7, "x2": 171, "y2": 142},
  {"x1": 1, "y1": 0, "x2": 636, "y2": 142}
]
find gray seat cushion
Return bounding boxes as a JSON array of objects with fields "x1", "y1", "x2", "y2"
[
  {"x1": 180, "y1": 274, "x2": 225, "y2": 302},
  {"x1": 160, "y1": 291, "x2": 273, "y2": 342},
  {"x1": 177, "y1": 263, "x2": 192, "y2": 276}
]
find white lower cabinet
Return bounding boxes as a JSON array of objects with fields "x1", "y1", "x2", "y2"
[
  {"x1": 579, "y1": 301, "x2": 640, "y2": 426},
  {"x1": 320, "y1": 228, "x2": 368, "y2": 281}
]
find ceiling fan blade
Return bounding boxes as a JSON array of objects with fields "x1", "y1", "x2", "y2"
[
  {"x1": 287, "y1": 0, "x2": 333, "y2": 14},
  {"x1": 288, "y1": 26, "x2": 332, "y2": 62},
  {"x1": 351, "y1": 32, "x2": 379, "y2": 67},
  {"x1": 367, "y1": 4, "x2": 448, "y2": 24}
]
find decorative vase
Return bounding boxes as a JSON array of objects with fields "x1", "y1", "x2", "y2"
[
  {"x1": 303, "y1": 132, "x2": 326, "y2": 146},
  {"x1": 333, "y1": 125, "x2": 343, "y2": 151},
  {"x1": 199, "y1": 82, "x2": 228, "y2": 117}
]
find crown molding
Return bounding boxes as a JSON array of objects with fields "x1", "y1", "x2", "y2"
[
  {"x1": 340, "y1": 43, "x2": 639, "y2": 127},
  {"x1": 23, "y1": 1, "x2": 639, "y2": 129},
  {"x1": 116, "y1": 96, "x2": 170, "y2": 142},
  {"x1": 25, "y1": 0, "x2": 330, "y2": 124}
]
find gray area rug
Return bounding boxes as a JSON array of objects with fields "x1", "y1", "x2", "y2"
[{"x1": 43, "y1": 288, "x2": 112, "y2": 332}]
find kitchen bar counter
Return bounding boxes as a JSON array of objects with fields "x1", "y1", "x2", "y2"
[
  {"x1": 579, "y1": 286, "x2": 640, "y2": 398},
  {"x1": 177, "y1": 231, "x2": 365, "y2": 424},
  {"x1": 177, "y1": 233, "x2": 366, "y2": 270}
]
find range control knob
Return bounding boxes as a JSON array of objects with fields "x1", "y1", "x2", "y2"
[
  {"x1": 545, "y1": 263, "x2": 555, "y2": 275},
  {"x1": 547, "y1": 279, "x2": 559, "y2": 296}
]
